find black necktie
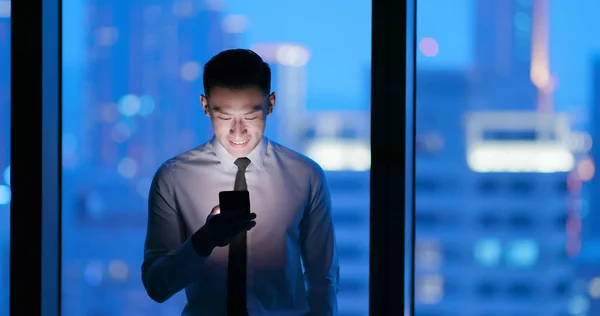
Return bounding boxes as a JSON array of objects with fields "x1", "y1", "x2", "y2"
[{"x1": 227, "y1": 157, "x2": 251, "y2": 316}]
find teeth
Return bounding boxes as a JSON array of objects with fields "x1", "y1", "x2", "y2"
[{"x1": 232, "y1": 140, "x2": 249, "y2": 145}]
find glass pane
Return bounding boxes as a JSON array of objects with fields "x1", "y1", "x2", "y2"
[
  {"x1": 415, "y1": 0, "x2": 599, "y2": 315},
  {"x1": 0, "y1": 1, "x2": 9, "y2": 315},
  {"x1": 62, "y1": 0, "x2": 371, "y2": 314}
]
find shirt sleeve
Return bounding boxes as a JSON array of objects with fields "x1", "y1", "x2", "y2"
[
  {"x1": 141, "y1": 164, "x2": 208, "y2": 303},
  {"x1": 300, "y1": 166, "x2": 340, "y2": 315}
]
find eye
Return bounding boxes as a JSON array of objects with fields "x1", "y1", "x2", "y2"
[
  {"x1": 219, "y1": 116, "x2": 232, "y2": 121},
  {"x1": 245, "y1": 116, "x2": 258, "y2": 120}
]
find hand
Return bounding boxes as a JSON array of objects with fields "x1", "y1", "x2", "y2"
[{"x1": 199, "y1": 205, "x2": 257, "y2": 248}]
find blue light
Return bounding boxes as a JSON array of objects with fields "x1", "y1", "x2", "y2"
[
  {"x1": 136, "y1": 177, "x2": 152, "y2": 198},
  {"x1": 62, "y1": 134, "x2": 78, "y2": 154},
  {"x1": 506, "y1": 239, "x2": 539, "y2": 267},
  {"x1": 517, "y1": 0, "x2": 532, "y2": 7},
  {"x1": 118, "y1": 94, "x2": 141, "y2": 117},
  {"x1": 86, "y1": 191, "x2": 106, "y2": 219},
  {"x1": 2, "y1": 165, "x2": 9, "y2": 186},
  {"x1": 139, "y1": 95, "x2": 155, "y2": 116},
  {"x1": 0, "y1": 185, "x2": 11, "y2": 205},
  {"x1": 474, "y1": 238, "x2": 502, "y2": 267},
  {"x1": 84, "y1": 264, "x2": 103, "y2": 286},
  {"x1": 514, "y1": 12, "x2": 531, "y2": 33},
  {"x1": 568, "y1": 295, "x2": 590, "y2": 315},
  {"x1": 580, "y1": 199, "x2": 590, "y2": 218}
]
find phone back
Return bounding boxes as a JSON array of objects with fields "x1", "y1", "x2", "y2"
[{"x1": 219, "y1": 190, "x2": 250, "y2": 214}]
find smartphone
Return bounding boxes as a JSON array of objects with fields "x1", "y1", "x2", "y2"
[{"x1": 219, "y1": 190, "x2": 250, "y2": 215}]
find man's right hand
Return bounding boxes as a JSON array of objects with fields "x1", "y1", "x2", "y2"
[{"x1": 198, "y1": 205, "x2": 257, "y2": 248}]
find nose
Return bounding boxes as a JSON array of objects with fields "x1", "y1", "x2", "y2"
[{"x1": 229, "y1": 117, "x2": 247, "y2": 136}]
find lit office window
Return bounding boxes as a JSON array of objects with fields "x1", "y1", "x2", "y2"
[
  {"x1": 506, "y1": 239, "x2": 539, "y2": 268},
  {"x1": 474, "y1": 238, "x2": 502, "y2": 267}
]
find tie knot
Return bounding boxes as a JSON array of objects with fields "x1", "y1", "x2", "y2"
[{"x1": 234, "y1": 157, "x2": 251, "y2": 172}]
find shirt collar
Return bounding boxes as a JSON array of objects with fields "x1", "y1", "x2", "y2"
[{"x1": 210, "y1": 136, "x2": 267, "y2": 171}]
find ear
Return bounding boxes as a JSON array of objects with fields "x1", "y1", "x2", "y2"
[
  {"x1": 267, "y1": 92, "x2": 276, "y2": 115},
  {"x1": 200, "y1": 94, "x2": 210, "y2": 117}
]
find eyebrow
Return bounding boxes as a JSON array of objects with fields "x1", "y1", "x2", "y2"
[{"x1": 211, "y1": 105, "x2": 263, "y2": 115}]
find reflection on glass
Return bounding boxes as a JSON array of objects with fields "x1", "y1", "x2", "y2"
[
  {"x1": 0, "y1": 1, "x2": 9, "y2": 314},
  {"x1": 415, "y1": 0, "x2": 600, "y2": 315},
  {"x1": 62, "y1": 0, "x2": 371, "y2": 314}
]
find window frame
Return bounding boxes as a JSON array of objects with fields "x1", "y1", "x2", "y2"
[
  {"x1": 10, "y1": 0, "x2": 62, "y2": 315},
  {"x1": 9, "y1": 0, "x2": 415, "y2": 315},
  {"x1": 370, "y1": 0, "x2": 415, "y2": 314}
]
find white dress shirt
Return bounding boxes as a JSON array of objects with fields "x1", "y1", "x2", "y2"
[{"x1": 142, "y1": 137, "x2": 340, "y2": 315}]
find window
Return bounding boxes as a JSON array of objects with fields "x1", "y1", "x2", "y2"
[
  {"x1": 62, "y1": 0, "x2": 371, "y2": 314},
  {"x1": 476, "y1": 179, "x2": 500, "y2": 195},
  {"x1": 507, "y1": 213, "x2": 535, "y2": 229},
  {"x1": 415, "y1": 0, "x2": 600, "y2": 314},
  {"x1": 475, "y1": 281, "x2": 498, "y2": 298},
  {"x1": 478, "y1": 213, "x2": 502, "y2": 228},
  {"x1": 508, "y1": 179, "x2": 535, "y2": 195}
]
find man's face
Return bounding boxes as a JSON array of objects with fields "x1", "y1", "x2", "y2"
[{"x1": 201, "y1": 86, "x2": 276, "y2": 157}]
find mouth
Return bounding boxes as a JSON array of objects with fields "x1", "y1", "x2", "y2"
[{"x1": 229, "y1": 139, "x2": 250, "y2": 147}]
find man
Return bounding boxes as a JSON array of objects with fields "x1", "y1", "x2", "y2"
[{"x1": 141, "y1": 49, "x2": 339, "y2": 316}]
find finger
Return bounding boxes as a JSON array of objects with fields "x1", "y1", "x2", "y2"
[
  {"x1": 211, "y1": 205, "x2": 221, "y2": 215},
  {"x1": 222, "y1": 210, "x2": 255, "y2": 222},
  {"x1": 237, "y1": 213, "x2": 256, "y2": 225},
  {"x1": 216, "y1": 211, "x2": 243, "y2": 223},
  {"x1": 228, "y1": 220, "x2": 255, "y2": 236},
  {"x1": 223, "y1": 216, "x2": 253, "y2": 230},
  {"x1": 218, "y1": 207, "x2": 245, "y2": 216}
]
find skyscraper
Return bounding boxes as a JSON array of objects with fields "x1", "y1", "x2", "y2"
[
  {"x1": 83, "y1": 1, "x2": 125, "y2": 168},
  {"x1": 587, "y1": 58, "x2": 600, "y2": 243},
  {"x1": 471, "y1": 0, "x2": 542, "y2": 111},
  {"x1": 251, "y1": 43, "x2": 311, "y2": 152},
  {"x1": 414, "y1": 1, "x2": 576, "y2": 315},
  {"x1": 83, "y1": 0, "x2": 235, "y2": 176},
  {"x1": 578, "y1": 58, "x2": 600, "y2": 316},
  {"x1": 65, "y1": 3, "x2": 241, "y2": 312},
  {"x1": 413, "y1": 70, "x2": 471, "y2": 314}
]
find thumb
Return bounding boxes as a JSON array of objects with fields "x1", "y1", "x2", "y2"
[{"x1": 211, "y1": 205, "x2": 221, "y2": 215}]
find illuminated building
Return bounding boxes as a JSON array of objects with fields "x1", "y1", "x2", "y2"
[
  {"x1": 63, "y1": 0, "x2": 243, "y2": 314},
  {"x1": 84, "y1": 0, "x2": 233, "y2": 175},
  {"x1": 300, "y1": 111, "x2": 370, "y2": 315},
  {"x1": 577, "y1": 58, "x2": 600, "y2": 315},
  {"x1": 325, "y1": 170, "x2": 370, "y2": 315},
  {"x1": 413, "y1": 0, "x2": 577, "y2": 315},
  {"x1": 83, "y1": 1, "x2": 121, "y2": 168},
  {"x1": 584, "y1": 58, "x2": 600, "y2": 245},
  {"x1": 471, "y1": 0, "x2": 540, "y2": 111},
  {"x1": 292, "y1": 2, "x2": 571, "y2": 313},
  {"x1": 305, "y1": 110, "x2": 370, "y2": 172},
  {"x1": 252, "y1": 43, "x2": 371, "y2": 314},
  {"x1": 222, "y1": 13, "x2": 247, "y2": 50},
  {"x1": 251, "y1": 43, "x2": 311, "y2": 152}
]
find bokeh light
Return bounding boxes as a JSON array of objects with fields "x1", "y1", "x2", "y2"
[{"x1": 419, "y1": 37, "x2": 439, "y2": 57}]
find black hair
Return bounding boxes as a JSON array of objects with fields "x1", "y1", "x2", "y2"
[{"x1": 203, "y1": 49, "x2": 271, "y2": 96}]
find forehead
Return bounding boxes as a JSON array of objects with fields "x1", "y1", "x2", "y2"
[{"x1": 207, "y1": 86, "x2": 266, "y2": 109}]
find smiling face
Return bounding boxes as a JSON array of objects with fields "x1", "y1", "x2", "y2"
[{"x1": 201, "y1": 86, "x2": 276, "y2": 157}]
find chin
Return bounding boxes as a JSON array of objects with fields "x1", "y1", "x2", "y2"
[{"x1": 228, "y1": 148, "x2": 252, "y2": 157}]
